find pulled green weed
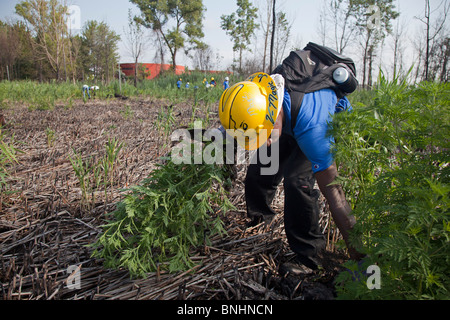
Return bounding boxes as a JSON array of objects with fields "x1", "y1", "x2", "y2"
[{"x1": 90, "y1": 148, "x2": 235, "y2": 277}]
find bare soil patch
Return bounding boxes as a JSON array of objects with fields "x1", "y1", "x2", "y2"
[{"x1": 0, "y1": 97, "x2": 348, "y2": 300}]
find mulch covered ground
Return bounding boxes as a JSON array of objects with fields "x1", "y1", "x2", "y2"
[{"x1": 0, "y1": 97, "x2": 349, "y2": 300}]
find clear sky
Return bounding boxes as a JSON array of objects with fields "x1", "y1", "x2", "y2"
[{"x1": 0, "y1": 0, "x2": 445, "y2": 69}]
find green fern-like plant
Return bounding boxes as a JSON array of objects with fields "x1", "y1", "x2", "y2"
[
  {"x1": 90, "y1": 150, "x2": 235, "y2": 277},
  {"x1": 332, "y1": 75, "x2": 449, "y2": 300}
]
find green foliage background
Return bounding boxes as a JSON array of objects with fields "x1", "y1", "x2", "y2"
[{"x1": 331, "y1": 75, "x2": 449, "y2": 300}]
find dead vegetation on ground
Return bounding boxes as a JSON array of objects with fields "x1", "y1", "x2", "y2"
[{"x1": 0, "y1": 98, "x2": 349, "y2": 300}]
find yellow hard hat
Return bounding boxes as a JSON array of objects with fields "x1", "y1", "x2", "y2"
[{"x1": 219, "y1": 72, "x2": 281, "y2": 150}]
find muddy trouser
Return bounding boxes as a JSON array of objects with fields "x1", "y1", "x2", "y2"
[{"x1": 245, "y1": 133, "x2": 325, "y2": 262}]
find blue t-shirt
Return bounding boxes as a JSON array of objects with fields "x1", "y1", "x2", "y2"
[{"x1": 282, "y1": 88, "x2": 352, "y2": 173}]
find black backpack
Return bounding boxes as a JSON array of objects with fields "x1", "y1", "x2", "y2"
[{"x1": 273, "y1": 42, "x2": 358, "y2": 129}]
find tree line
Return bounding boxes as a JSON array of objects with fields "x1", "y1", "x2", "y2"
[
  {"x1": 317, "y1": 0, "x2": 449, "y2": 85},
  {"x1": 0, "y1": 0, "x2": 448, "y2": 85},
  {"x1": 0, "y1": 0, "x2": 120, "y2": 83}
]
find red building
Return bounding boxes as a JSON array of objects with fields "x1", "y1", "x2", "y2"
[{"x1": 120, "y1": 63, "x2": 185, "y2": 80}]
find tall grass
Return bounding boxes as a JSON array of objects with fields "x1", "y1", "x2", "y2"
[
  {"x1": 0, "y1": 71, "x2": 234, "y2": 110},
  {"x1": 0, "y1": 80, "x2": 79, "y2": 110},
  {"x1": 69, "y1": 138, "x2": 123, "y2": 213}
]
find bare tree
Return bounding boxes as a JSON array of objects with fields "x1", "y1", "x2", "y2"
[
  {"x1": 415, "y1": 0, "x2": 449, "y2": 81},
  {"x1": 317, "y1": 0, "x2": 358, "y2": 53},
  {"x1": 192, "y1": 44, "x2": 214, "y2": 71},
  {"x1": 255, "y1": 0, "x2": 292, "y2": 73},
  {"x1": 124, "y1": 9, "x2": 147, "y2": 87},
  {"x1": 437, "y1": 36, "x2": 450, "y2": 81},
  {"x1": 317, "y1": 1, "x2": 328, "y2": 46},
  {"x1": 412, "y1": 31, "x2": 426, "y2": 82},
  {"x1": 390, "y1": 16, "x2": 408, "y2": 79},
  {"x1": 428, "y1": 28, "x2": 450, "y2": 81},
  {"x1": 273, "y1": 11, "x2": 293, "y2": 68},
  {"x1": 269, "y1": 0, "x2": 276, "y2": 72},
  {"x1": 258, "y1": 0, "x2": 274, "y2": 72}
]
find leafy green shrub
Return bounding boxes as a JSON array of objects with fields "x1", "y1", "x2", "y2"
[
  {"x1": 90, "y1": 151, "x2": 235, "y2": 277},
  {"x1": 332, "y1": 75, "x2": 449, "y2": 300}
]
